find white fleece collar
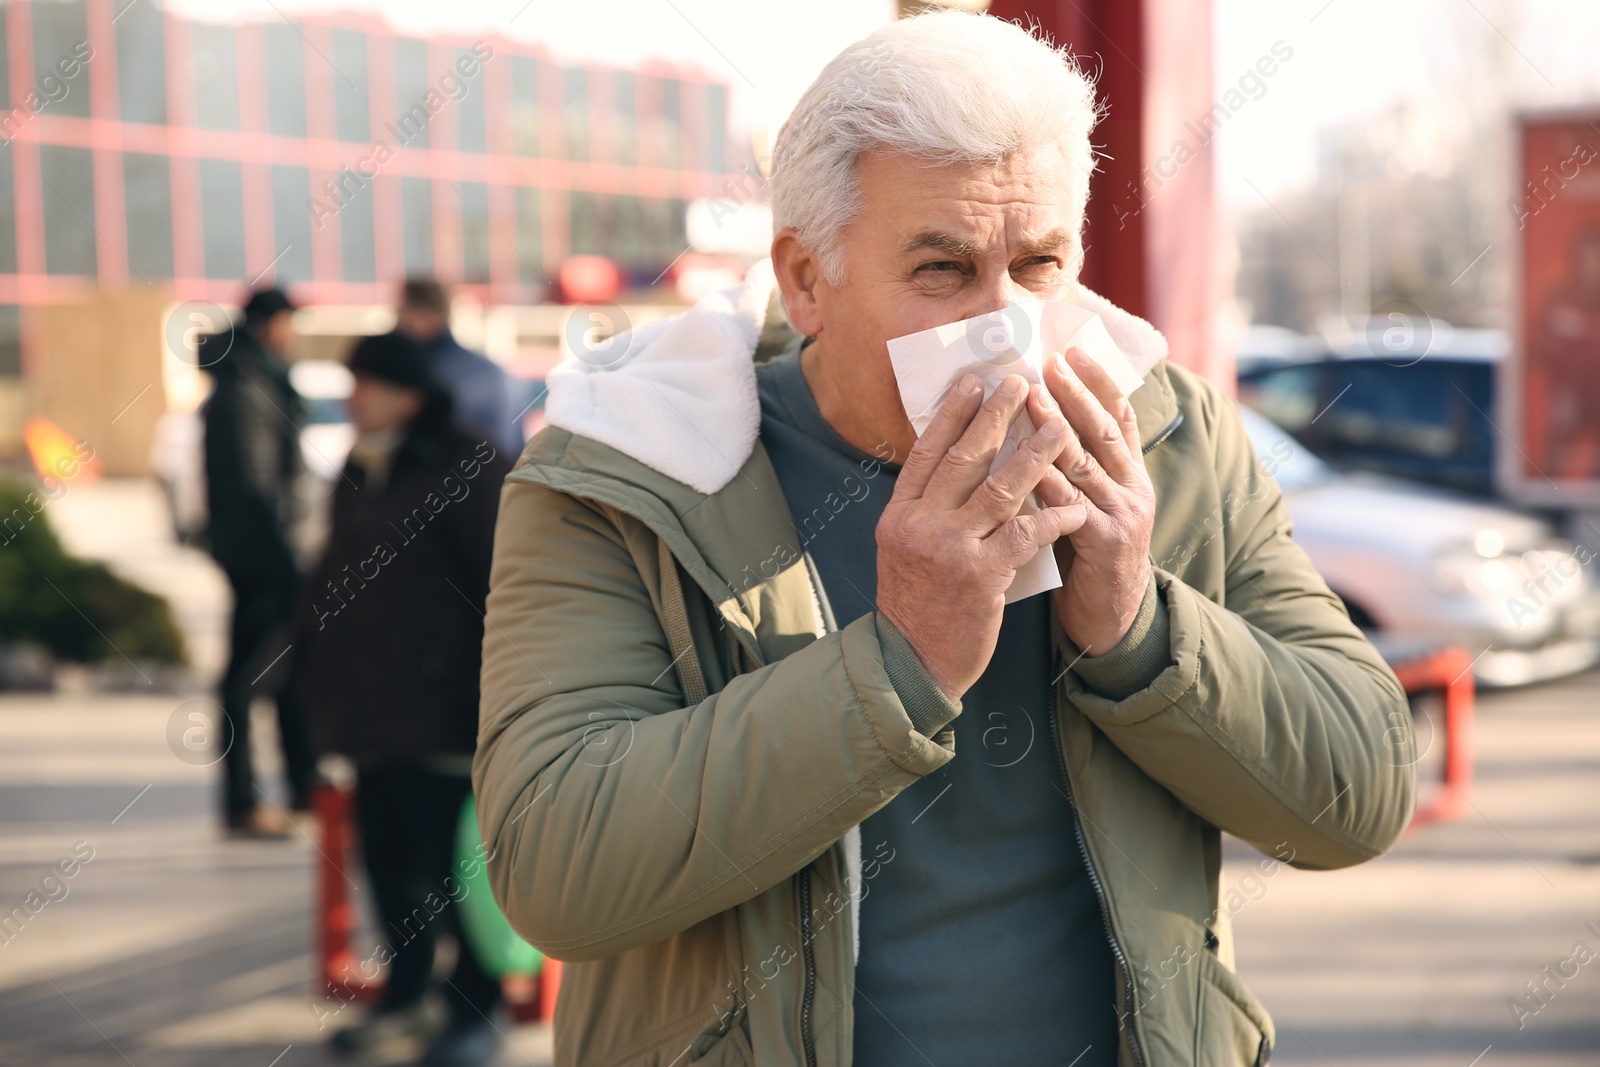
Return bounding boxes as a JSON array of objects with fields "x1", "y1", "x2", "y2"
[{"x1": 544, "y1": 259, "x2": 1170, "y2": 496}]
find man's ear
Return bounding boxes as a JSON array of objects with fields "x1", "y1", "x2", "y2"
[{"x1": 771, "y1": 228, "x2": 824, "y2": 338}]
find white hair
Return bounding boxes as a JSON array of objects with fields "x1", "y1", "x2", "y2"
[{"x1": 770, "y1": 10, "x2": 1102, "y2": 286}]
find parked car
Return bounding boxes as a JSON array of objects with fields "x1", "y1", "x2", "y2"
[
  {"x1": 1237, "y1": 328, "x2": 1504, "y2": 497},
  {"x1": 1239, "y1": 404, "x2": 1600, "y2": 687}
]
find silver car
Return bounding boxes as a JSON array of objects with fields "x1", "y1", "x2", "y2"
[{"x1": 1239, "y1": 405, "x2": 1600, "y2": 687}]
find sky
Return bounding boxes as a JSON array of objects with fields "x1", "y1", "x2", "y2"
[{"x1": 174, "y1": 0, "x2": 1600, "y2": 207}]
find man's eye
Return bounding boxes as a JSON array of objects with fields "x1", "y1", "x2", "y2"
[{"x1": 916, "y1": 260, "x2": 964, "y2": 274}]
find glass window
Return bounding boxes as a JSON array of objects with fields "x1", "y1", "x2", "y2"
[
  {"x1": 401, "y1": 176, "x2": 432, "y2": 274},
  {"x1": 263, "y1": 23, "x2": 306, "y2": 137},
  {"x1": 198, "y1": 158, "x2": 245, "y2": 279},
  {"x1": 123, "y1": 152, "x2": 172, "y2": 280},
  {"x1": 1239, "y1": 365, "x2": 1320, "y2": 434},
  {"x1": 191, "y1": 24, "x2": 238, "y2": 131},
  {"x1": 613, "y1": 195, "x2": 643, "y2": 266},
  {"x1": 115, "y1": 0, "x2": 165, "y2": 124},
  {"x1": 271, "y1": 166, "x2": 313, "y2": 283},
  {"x1": 564, "y1": 68, "x2": 587, "y2": 161},
  {"x1": 330, "y1": 29, "x2": 369, "y2": 142},
  {"x1": 341, "y1": 177, "x2": 376, "y2": 282},
  {"x1": 41, "y1": 145, "x2": 96, "y2": 276},
  {"x1": 569, "y1": 191, "x2": 600, "y2": 256},
  {"x1": 394, "y1": 38, "x2": 431, "y2": 149},
  {"x1": 510, "y1": 56, "x2": 538, "y2": 157},
  {"x1": 516, "y1": 187, "x2": 542, "y2": 286},
  {"x1": 659, "y1": 78, "x2": 681, "y2": 168},
  {"x1": 455, "y1": 47, "x2": 485, "y2": 153},
  {"x1": 0, "y1": 15, "x2": 9, "y2": 109},
  {"x1": 32, "y1": 0, "x2": 90, "y2": 119},
  {"x1": 638, "y1": 197, "x2": 688, "y2": 263},
  {"x1": 459, "y1": 181, "x2": 490, "y2": 284},
  {"x1": 707, "y1": 84, "x2": 727, "y2": 172},
  {"x1": 614, "y1": 71, "x2": 636, "y2": 165},
  {"x1": 1451, "y1": 362, "x2": 1495, "y2": 466},
  {"x1": 0, "y1": 152, "x2": 15, "y2": 275},
  {"x1": 1320, "y1": 361, "x2": 1454, "y2": 458},
  {"x1": 0, "y1": 307, "x2": 19, "y2": 376}
]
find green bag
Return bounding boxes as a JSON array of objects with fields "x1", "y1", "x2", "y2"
[{"x1": 455, "y1": 795, "x2": 543, "y2": 978}]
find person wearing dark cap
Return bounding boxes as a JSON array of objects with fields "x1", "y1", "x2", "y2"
[
  {"x1": 395, "y1": 278, "x2": 525, "y2": 457},
  {"x1": 295, "y1": 331, "x2": 513, "y2": 1066},
  {"x1": 200, "y1": 286, "x2": 319, "y2": 839}
]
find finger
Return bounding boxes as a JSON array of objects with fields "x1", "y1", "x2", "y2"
[
  {"x1": 985, "y1": 502, "x2": 1089, "y2": 568},
  {"x1": 1045, "y1": 349, "x2": 1145, "y2": 487},
  {"x1": 1033, "y1": 456, "x2": 1087, "y2": 511},
  {"x1": 891, "y1": 374, "x2": 984, "y2": 503},
  {"x1": 1048, "y1": 393, "x2": 1122, "y2": 509},
  {"x1": 921, "y1": 374, "x2": 1032, "y2": 509},
  {"x1": 1025, "y1": 385, "x2": 1082, "y2": 508},
  {"x1": 1068, "y1": 346, "x2": 1147, "y2": 468},
  {"x1": 958, "y1": 407, "x2": 1068, "y2": 533}
]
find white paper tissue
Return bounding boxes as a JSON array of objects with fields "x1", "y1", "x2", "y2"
[{"x1": 885, "y1": 300, "x2": 1146, "y2": 603}]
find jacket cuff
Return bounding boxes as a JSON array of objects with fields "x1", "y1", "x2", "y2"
[
  {"x1": 873, "y1": 614, "x2": 961, "y2": 738},
  {"x1": 1062, "y1": 574, "x2": 1173, "y2": 701}
]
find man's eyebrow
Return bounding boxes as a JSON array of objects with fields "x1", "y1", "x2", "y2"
[
  {"x1": 899, "y1": 231, "x2": 982, "y2": 258},
  {"x1": 1015, "y1": 228, "x2": 1075, "y2": 256},
  {"x1": 898, "y1": 228, "x2": 1075, "y2": 258}
]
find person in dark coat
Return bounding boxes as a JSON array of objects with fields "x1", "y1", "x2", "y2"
[
  {"x1": 395, "y1": 277, "x2": 525, "y2": 458},
  {"x1": 296, "y1": 331, "x2": 513, "y2": 1067},
  {"x1": 201, "y1": 287, "x2": 318, "y2": 838}
]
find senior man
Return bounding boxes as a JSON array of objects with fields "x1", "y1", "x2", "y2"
[{"x1": 475, "y1": 11, "x2": 1414, "y2": 1067}]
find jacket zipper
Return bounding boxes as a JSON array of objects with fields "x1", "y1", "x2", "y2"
[
  {"x1": 1141, "y1": 411, "x2": 1184, "y2": 456},
  {"x1": 798, "y1": 868, "x2": 818, "y2": 1067},
  {"x1": 1048, "y1": 706, "x2": 1146, "y2": 1067}
]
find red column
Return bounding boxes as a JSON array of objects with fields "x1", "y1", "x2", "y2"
[{"x1": 986, "y1": 0, "x2": 1228, "y2": 386}]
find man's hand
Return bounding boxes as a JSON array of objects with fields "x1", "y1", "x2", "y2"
[
  {"x1": 1027, "y1": 347, "x2": 1157, "y2": 657},
  {"x1": 876, "y1": 373, "x2": 1086, "y2": 702}
]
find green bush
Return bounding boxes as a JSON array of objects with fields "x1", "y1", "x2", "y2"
[{"x1": 0, "y1": 481, "x2": 187, "y2": 666}]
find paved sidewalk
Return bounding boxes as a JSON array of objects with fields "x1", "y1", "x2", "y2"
[
  {"x1": 0, "y1": 693, "x2": 554, "y2": 1067},
  {"x1": 1228, "y1": 669, "x2": 1600, "y2": 1065}
]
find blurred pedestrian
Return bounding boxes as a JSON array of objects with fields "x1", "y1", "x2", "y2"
[
  {"x1": 296, "y1": 331, "x2": 513, "y2": 1066},
  {"x1": 200, "y1": 287, "x2": 318, "y2": 839},
  {"x1": 395, "y1": 278, "x2": 525, "y2": 458}
]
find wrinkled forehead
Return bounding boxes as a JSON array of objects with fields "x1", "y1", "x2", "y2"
[{"x1": 850, "y1": 145, "x2": 1086, "y2": 254}]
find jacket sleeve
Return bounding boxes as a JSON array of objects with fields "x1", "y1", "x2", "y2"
[
  {"x1": 1059, "y1": 385, "x2": 1416, "y2": 870},
  {"x1": 472, "y1": 476, "x2": 961, "y2": 961},
  {"x1": 202, "y1": 379, "x2": 296, "y2": 573}
]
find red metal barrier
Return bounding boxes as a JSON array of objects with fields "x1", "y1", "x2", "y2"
[
  {"x1": 310, "y1": 782, "x2": 557, "y2": 1023},
  {"x1": 1389, "y1": 646, "x2": 1476, "y2": 827}
]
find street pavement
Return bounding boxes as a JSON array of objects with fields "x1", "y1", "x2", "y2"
[{"x1": 1, "y1": 478, "x2": 1596, "y2": 1065}]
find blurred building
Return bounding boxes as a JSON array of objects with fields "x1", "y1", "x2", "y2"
[{"x1": 0, "y1": 0, "x2": 737, "y2": 465}]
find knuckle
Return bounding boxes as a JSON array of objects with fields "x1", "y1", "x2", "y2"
[
  {"x1": 946, "y1": 442, "x2": 995, "y2": 470},
  {"x1": 976, "y1": 474, "x2": 1018, "y2": 510}
]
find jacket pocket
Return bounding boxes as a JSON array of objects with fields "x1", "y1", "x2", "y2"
[
  {"x1": 1194, "y1": 950, "x2": 1274, "y2": 1066},
  {"x1": 686, "y1": 1007, "x2": 753, "y2": 1066}
]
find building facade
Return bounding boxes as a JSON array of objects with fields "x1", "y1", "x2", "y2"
[{"x1": 0, "y1": 0, "x2": 736, "y2": 390}]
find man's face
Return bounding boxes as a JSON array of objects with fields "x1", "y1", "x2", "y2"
[
  {"x1": 347, "y1": 374, "x2": 424, "y2": 435},
  {"x1": 396, "y1": 306, "x2": 447, "y2": 342},
  {"x1": 784, "y1": 143, "x2": 1082, "y2": 454},
  {"x1": 260, "y1": 310, "x2": 296, "y2": 354}
]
